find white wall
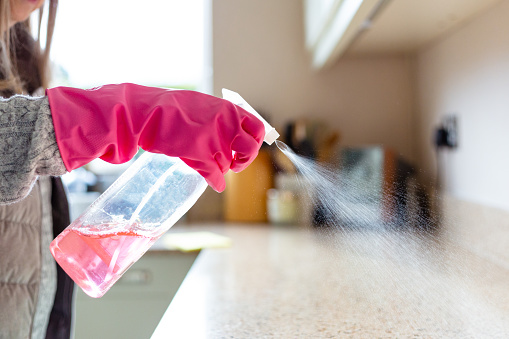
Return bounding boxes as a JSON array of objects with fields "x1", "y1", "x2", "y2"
[
  {"x1": 212, "y1": 0, "x2": 416, "y2": 161},
  {"x1": 416, "y1": 0, "x2": 509, "y2": 210}
]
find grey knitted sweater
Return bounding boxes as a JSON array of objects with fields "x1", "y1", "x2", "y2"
[{"x1": 0, "y1": 95, "x2": 67, "y2": 204}]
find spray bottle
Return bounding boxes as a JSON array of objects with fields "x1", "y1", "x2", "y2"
[{"x1": 49, "y1": 90, "x2": 278, "y2": 298}]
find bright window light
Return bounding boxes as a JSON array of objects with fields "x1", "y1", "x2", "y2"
[{"x1": 49, "y1": 0, "x2": 207, "y2": 91}]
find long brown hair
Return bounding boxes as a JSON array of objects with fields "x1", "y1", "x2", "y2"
[{"x1": 0, "y1": 0, "x2": 57, "y2": 95}]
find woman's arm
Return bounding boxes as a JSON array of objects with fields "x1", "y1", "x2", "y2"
[
  {"x1": 0, "y1": 84, "x2": 266, "y2": 203},
  {"x1": 0, "y1": 95, "x2": 66, "y2": 204}
]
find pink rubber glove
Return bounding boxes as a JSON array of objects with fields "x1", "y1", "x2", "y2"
[{"x1": 46, "y1": 83, "x2": 265, "y2": 192}]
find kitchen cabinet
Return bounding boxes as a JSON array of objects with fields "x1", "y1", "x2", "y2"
[
  {"x1": 304, "y1": 0, "x2": 381, "y2": 69},
  {"x1": 304, "y1": 0, "x2": 502, "y2": 69},
  {"x1": 73, "y1": 250, "x2": 199, "y2": 339}
]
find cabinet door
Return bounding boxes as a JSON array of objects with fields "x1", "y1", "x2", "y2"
[
  {"x1": 304, "y1": 0, "x2": 380, "y2": 69},
  {"x1": 73, "y1": 251, "x2": 199, "y2": 339}
]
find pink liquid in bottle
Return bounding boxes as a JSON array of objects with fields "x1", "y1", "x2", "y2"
[{"x1": 50, "y1": 225, "x2": 157, "y2": 298}]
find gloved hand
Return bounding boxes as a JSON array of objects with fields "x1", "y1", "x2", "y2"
[{"x1": 46, "y1": 83, "x2": 265, "y2": 192}]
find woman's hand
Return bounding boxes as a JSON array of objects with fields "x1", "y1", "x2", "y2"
[{"x1": 47, "y1": 83, "x2": 265, "y2": 192}]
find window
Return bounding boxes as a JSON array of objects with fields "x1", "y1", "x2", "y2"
[{"x1": 47, "y1": 0, "x2": 210, "y2": 92}]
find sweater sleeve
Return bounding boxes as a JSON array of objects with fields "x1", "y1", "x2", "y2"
[{"x1": 0, "y1": 95, "x2": 67, "y2": 204}]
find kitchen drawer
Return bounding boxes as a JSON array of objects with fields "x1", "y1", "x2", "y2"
[{"x1": 73, "y1": 250, "x2": 199, "y2": 339}]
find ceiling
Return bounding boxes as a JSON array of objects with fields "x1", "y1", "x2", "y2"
[{"x1": 345, "y1": 0, "x2": 503, "y2": 56}]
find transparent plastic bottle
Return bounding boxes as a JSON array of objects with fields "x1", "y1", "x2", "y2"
[
  {"x1": 50, "y1": 153, "x2": 207, "y2": 298},
  {"x1": 50, "y1": 89, "x2": 279, "y2": 298}
]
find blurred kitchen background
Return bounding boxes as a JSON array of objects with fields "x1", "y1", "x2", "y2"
[
  {"x1": 46, "y1": 0, "x2": 509, "y2": 247},
  {"x1": 40, "y1": 0, "x2": 509, "y2": 336}
]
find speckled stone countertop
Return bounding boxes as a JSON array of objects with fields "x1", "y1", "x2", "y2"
[{"x1": 151, "y1": 224, "x2": 509, "y2": 338}]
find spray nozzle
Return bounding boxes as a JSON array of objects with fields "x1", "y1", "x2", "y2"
[{"x1": 222, "y1": 89, "x2": 280, "y2": 145}]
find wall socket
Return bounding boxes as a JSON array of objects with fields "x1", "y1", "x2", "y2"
[{"x1": 435, "y1": 115, "x2": 458, "y2": 148}]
